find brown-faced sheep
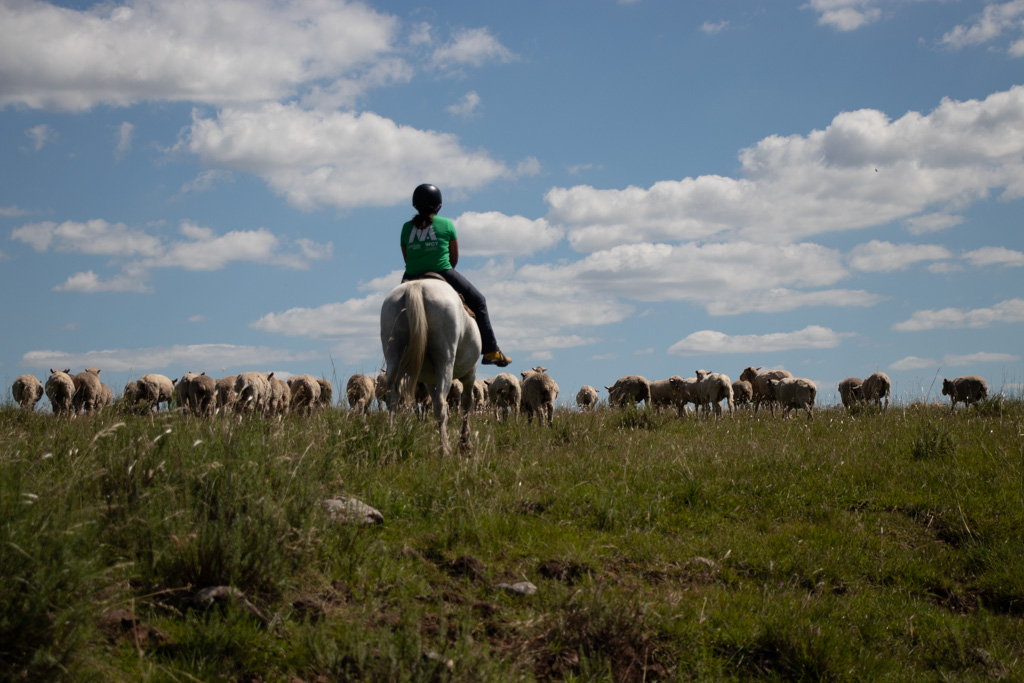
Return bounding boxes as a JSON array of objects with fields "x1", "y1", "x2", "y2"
[
  {"x1": 861, "y1": 372, "x2": 891, "y2": 410},
  {"x1": 649, "y1": 376, "x2": 689, "y2": 416},
  {"x1": 695, "y1": 370, "x2": 734, "y2": 418},
  {"x1": 12, "y1": 374, "x2": 44, "y2": 411},
  {"x1": 521, "y1": 367, "x2": 559, "y2": 426},
  {"x1": 45, "y1": 369, "x2": 75, "y2": 416},
  {"x1": 575, "y1": 385, "x2": 599, "y2": 410},
  {"x1": 234, "y1": 372, "x2": 273, "y2": 416},
  {"x1": 739, "y1": 366, "x2": 794, "y2": 415},
  {"x1": 215, "y1": 375, "x2": 237, "y2": 415},
  {"x1": 72, "y1": 368, "x2": 104, "y2": 415},
  {"x1": 732, "y1": 379, "x2": 753, "y2": 408},
  {"x1": 137, "y1": 373, "x2": 175, "y2": 413},
  {"x1": 287, "y1": 375, "x2": 321, "y2": 416},
  {"x1": 768, "y1": 377, "x2": 817, "y2": 420},
  {"x1": 838, "y1": 377, "x2": 864, "y2": 409},
  {"x1": 605, "y1": 375, "x2": 651, "y2": 409},
  {"x1": 941, "y1": 376, "x2": 988, "y2": 412},
  {"x1": 488, "y1": 373, "x2": 521, "y2": 423}
]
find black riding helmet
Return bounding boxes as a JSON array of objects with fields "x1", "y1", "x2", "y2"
[{"x1": 412, "y1": 184, "x2": 442, "y2": 213}]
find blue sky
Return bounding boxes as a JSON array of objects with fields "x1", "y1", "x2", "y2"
[{"x1": 3, "y1": 0, "x2": 1024, "y2": 408}]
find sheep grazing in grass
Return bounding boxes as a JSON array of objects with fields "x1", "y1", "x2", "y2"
[
  {"x1": 188, "y1": 373, "x2": 217, "y2": 417},
  {"x1": 215, "y1": 376, "x2": 237, "y2": 415},
  {"x1": 942, "y1": 376, "x2": 988, "y2": 412},
  {"x1": 138, "y1": 373, "x2": 175, "y2": 413},
  {"x1": 446, "y1": 378, "x2": 464, "y2": 413},
  {"x1": 316, "y1": 378, "x2": 333, "y2": 408},
  {"x1": 173, "y1": 374, "x2": 193, "y2": 412},
  {"x1": 739, "y1": 367, "x2": 794, "y2": 415},
  {"x1": 346, "y1": 374, "x2": 375, "y2": 415},
  {"x1": 695, "y1": 370, "x2": 734, "y2": 419},
  {"x1": 768, "y1": 377, "x2": 817, "y2": 420},
  {"x1": 861, "y1": 372, "x2": 891, "y2": 411},
  {"x1": 649, "y1": 376, "x2": 689, "y2": 416},
  {"x1": 234, "y1": 372, "x2": 273, "y2": 416},
  {"x1": 838, "y1": 377, "x2": 864, "y2": 409},
  {"x1": 72, "y1": 368, "x2": 104, "y2": 415},
  {"x1": 521, "y1": 367, "x2": 559, "y2": 427},
  {"x1": 473, "y1": 379, "x2": 489, "y2": 412},
  {"x1": 374, "y1": 372, "x2": 389, "y2": 410},
  {"x1": 12, "y1": 374, "x2": 44, "y2": 411},
  {"x1": 98, "y1": 380, "x2": 113, "y2": 412},
  {"x1": 122, "y1": 381, "x2": 144, "y2": 413},
  {"x1": 732, "y1": 380, "x2": 753, "y2": 408},
  {"x1": 288, "y1": 375, "x2": 321, "y2": 416},
  {"x1": 268, "y1": 376, "x2": 291, "y2": 416},
  {"x1": 45, "y1": 369, "x2": 75, "y2": 416},
  {"x1": 605, "y1": 375, "x2": 651, "y2": 409},
  {"x1": 488, "y1": 372, "x2": 522, "y2": 423},
  {"x1": 576, "y1": 385, "x2": 599, "y2": 411}
]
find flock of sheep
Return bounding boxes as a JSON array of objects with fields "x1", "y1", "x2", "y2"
[{"x1": 9, "y1": 365, "x2": 990, "y2": 421}]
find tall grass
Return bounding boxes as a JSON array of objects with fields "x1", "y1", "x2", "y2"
[{"x1": 0, "y1": 401, "x2": 1021, "y2": 680}]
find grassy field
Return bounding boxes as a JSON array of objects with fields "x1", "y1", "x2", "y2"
[{"x1": 1, "y1": 398, "x2": 1022, "y2": 681}]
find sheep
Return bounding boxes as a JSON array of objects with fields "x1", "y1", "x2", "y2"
[
  {"x1": 268, "y1": 376, "x2": 291, "y2": 416},
  {"x1": 732, "y1": 380, "x2": 753, "y2": 408},
  {"x1": 45, "y1": 369, "x2": 75, "y2": 416},
  {"x1": 12, "y1": 374, "x2": 44, "y2": 411},
  {"x1": 97, "y1": 381, "x2": 113, "y2": 412},
  {"x1": 768, "y1": 377, "x2": 817, "y2": 420},
  {"x1": 695, "y1": 370, "x2": 734, "y2": 418},
  {"x1": 173, "y1": 374, "x2": 194, "y2": 413},
  {"x1": 941, "y1": 376, "x2": 988, "y2": 412},
  {"x1": 374, "y1": 372, "x2": 389, "y2": 410},
  {"x1": 837, "y1": 377, "x2": 864, "y2": 409},
  {"x1": 605, "y1": 375, "x2": 651, "y2": 409},
  {"x1": 316, "y1": 378, "x2": 333, "y2": 408},
  {"x1": 215, "y1": 375, "x2": 237, "y2": 415},
  {"x1": 234, "y1": 372, "x2": 273, "y2": 416},
  {"x1": 72, "y1": 368, "x2": 104, "y2": 415},
  {"x1": 575, "y1": 385, "x2": 599, "y2": 411},
  {"x1": 861, "y1": 372, "x2": 891, "y2": 411},
  {"x1": 473, "y1": 379, "x2": 489, "y2": 412},
  {"x1": 649, "y1": 376, "x2": 689, "y2": 416},
  {"x1": 521, "y1": 367, "x2": 559, "y2": 426},
  {"x1": 122, "y1": 380, "x2": 145, "y2": 413},
  {"x1": 488, "y1": 372, "x2": 522, "y2": 423},
  {"x1": 287, "y1": 375, "x2": 321, "y2": 416},
  {"x1": 188, "y1": 373, "x2": 217, "y2": 417},
  {"x1": 137, "y1": 373, "x2": 175, "y2": 413},
  {"x1": 347, "y1": 374, "x2": 375, "y2": 415},
  {"x1": 739, "y1": 366, "x2": 794, "y2": 415},
  {"x1": 446, "y1": 378, "x2": 464, "y2": 413}
]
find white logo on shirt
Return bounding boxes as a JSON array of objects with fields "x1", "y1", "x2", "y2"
[{"x1": 408, "y1": 226, "x2": 437, "y2": 244}]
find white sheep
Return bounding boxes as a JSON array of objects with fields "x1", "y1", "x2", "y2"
[
  {"x1": 137, "y1": 373, "x2": 175, "y2": 413},
  {"x1": 575, "y1": 385, "x2": 599, "y2": 411},
  {"x1": 732, "y1": 380, "x2": 753, "y2": 408},
  {"x1": 446, "y1": 378, "x2": 464, "y2": 413},
  {"x1": 188, "y1": 373, "x2": 217, "y2": 417},
  {"x1": 861, "y1": 372, "x2": 891, "y2": 411},
  {"x1": 215, "y1": 375, "x2": 237, "y2": 415},
  {"x1": 605, "y1": 375, "x2": 651, "y2": 409},
  {"x1": 739, "y1": 366, "x2": 794, "y2": 415},
  {"x1": 768, "y1": 377, "x2": 817, "y2": 420},
  {"x1": 287, "y1": 375, "x2": 321, "y2": 416},
  {"x1": 488, "y1": 373, "x2": 522, "y2": 423},
  {"x1": 233, "y1": 372, "x2": 273, "y2": 416},
  {"x1": 473, "y1": 379, "x2": 489, "y2": 412},
  {"x1": 649, "y1": 376, "x2": 689, "y2": 416},
  {"x1": 941, "y1": 376, "x2": 988, "y2": 412},
  {"x1": 12, "y1": 374, "x2": 44, "y2": 411},
  {"x1": 347, "y1": 374, "x2": 375, "y2": 415},
  {"x1": 72, "y1": 368, "x2": 104, "y2": 415},
  {"x1": 374, "y1": 371, "x2": 389, "y2": 410},
  {"x1": 268, "y1": 376, "x2": 291, "y2": 416},
  {"x1": 316, "y1": 378, "x2": 333, "y2": 408},
  {"x1": 695, "y1": 370, "x2": 734, "y2": 419},
  {"x1": 837, "y1": 377, "x2": 863, "y2": 409},
  {"x1": 45, "y1": 369, "x2": 75, "y2": 417},
  {"x1": 520, "y1": 367, "x2": 559, "y2": 426}
]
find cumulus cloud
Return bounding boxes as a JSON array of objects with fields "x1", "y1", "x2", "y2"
[
  {"x1": 962, "y1": 246, "x2": 1024, "y2": 267},
  {"x1": 945, "y1": 351, "x2": 1020, "y2": 366},
  {"x1": 0, "y1": 206, "x2": 27, "y2": 217},
  {"x1": 143, "y1": 221, "x2": 331, "y2": 271},
  {"x1": 11, "y1": 220, "x2": 162, "y2": 256},
  {"x1": 114, "y1": 121, "x2": 133, "y2": 160},
  {"x1": 893, "y1": 298, "x2": 1024, "y2": 331},
  {"x1": 547, "y1": 86, "x2": 1024, "y2": 249},
  {"x1": 431, "y1": 27, "x2": 517, "y2": 70},
  {"x1": 0, "y1": 0, "x2": 399, "y2": 111},
  {"x1": 904, "y1": 212, "x2": 964, "y2": 235},
  {"x1": 706, "y1": 288, "x2": 885, "y2": 316},
  {"x1": 455, "y1": 212, "x2": 563, "y2": 257},
  {"x1": 668, "y1": 325, "x2": 847, "y2": 356},
  {"x1": 21, "y1": 344, "x2": 320, "y2": 372},
  {"x1": 846, "y1": 240, "x2": 953, "y2": 272},
  {"x1": 185, "y1": 103, "x2": 511, "y2": 210},
  {"x1": 447, "y1": 91, "x2": 481, "y2": 118},
  {"x1": 889, "y1": 356, "x2": 936, "y2": 371},
  {"x1": 941, "y1": 0, "x2": 1024, "y2": 54},
  {"x1": 802, "y1": 0, "x2": 882, "y2": 31},
  {"x1": 701, "y1": 20, "x2": 730, "y2": 35},
  {"x1": 53, "y1": 266, "x2": 152, "y2": 294},
  {"x1": 25, "y1": 124, "x2": 56, "y2": 150}
]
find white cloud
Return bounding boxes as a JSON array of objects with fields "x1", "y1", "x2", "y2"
[
  {"x1": 114, "y1": 121, "x2": 133, "y2": 160},
  {"x1": 179, "y1": 170, "x2": 234, "y2": 195},
  {"x1": 143, "y1": 222, "x2": 331, "y2": 271},
  {"x1": 547, "y1": 86, "x2": 1024, "y2": 249},
  {"x1": 431, "y1": 27, "x2": 517, "y2": 69},
  {"x1": 25, "y1": 124, "x2": 56, "y2": 150},
  {"x1": 889, "y1": 356, "x2": 937, "y2": 371},
  {"x1": 668, "y1": 325, "x2": 847, "y2": 356},
  {"x1": 847, "y1": 240, "x2": 953, "y2": 272},
  {"x1": 893, "y1": 298, "x2": 1024, "y2": 331},
  {"x1": 962, "y1": 246, "x2": 1024, "y2": 267},
  {"x1": 941, "y1": 0, "x2": 1024, "y2": 52},
  {"x1": 701, "y1": 20, "x2": 730, "y2": 35},
  {"x1": 802, "y1": 0, "x2": 882, "y2": 31},
  {"x1": 0, "y1": 0, "x2": 399, "y2": 111},
  {"x1": 944, "y1": 351, "x2": 1021, "y2": 366},
  {"x1": 447, "y1": 91, "x2": 481, "y2": 118},
  {"x1": 53, "y1": 266, "x2": 152, "y2": 294},
  {"x1": 455, "y1": 212, "x2": 563, "y2": 257},
  {"x1": 903, "y1": 212, "x2": 964, "y2": 235},
  {"x1": 11, "y1": 219, "x2": 162, "y2": 256},
  {"x1": 706, "y1": 288, "x2": 885, "y2": 316},
  {"x1": 185, "y1": 103, "x2": 510, "y2": 210},
  {"x1": 21, "y1": 344, "x2": 320, "y2": 373},
  {"x1": 187, "y1": 315, "x2": 207, "y2": 323},
  {"x1": 0, "y1": 206, "x2": 27, "y2": 217}
]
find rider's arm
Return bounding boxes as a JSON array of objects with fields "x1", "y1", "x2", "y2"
[
  {"x1": 402, "y1": 246, "x2": 407, "y2": 263},
  {"x1": 449, "y1": 239, "x2": 458, "y2": 268}
]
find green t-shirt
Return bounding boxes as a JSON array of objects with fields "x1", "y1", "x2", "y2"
[{"x1": 401, "y1": 216, "x2": 456, "y2": 275}]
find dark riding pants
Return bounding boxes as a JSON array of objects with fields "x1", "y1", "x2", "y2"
[{"x1": 402, "y1": 269, "x2": 499, "y2": 354}]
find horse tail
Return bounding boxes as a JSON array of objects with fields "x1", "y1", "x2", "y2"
[{"x1": 391, "y1": 281, "x2": 428, "y2": 406}]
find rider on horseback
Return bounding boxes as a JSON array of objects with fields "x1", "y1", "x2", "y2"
[{"x1": 401, "y1": 184, "x2": 512, "y2": 367}]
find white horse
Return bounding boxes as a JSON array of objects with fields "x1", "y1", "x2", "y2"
[{"x1": 380, "y1": 278, "x2": 481, "y2": 455}]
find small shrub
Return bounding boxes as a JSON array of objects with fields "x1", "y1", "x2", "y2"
[{"x1": 910, "y1": 422, "x2": 957, "y2": 460}]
